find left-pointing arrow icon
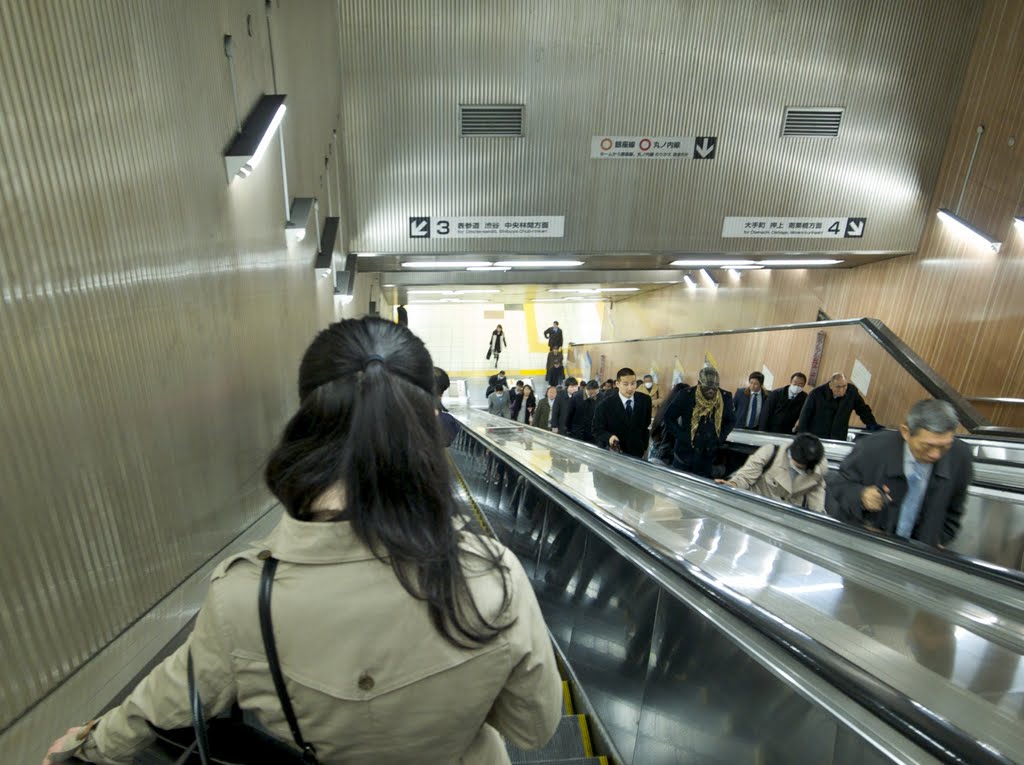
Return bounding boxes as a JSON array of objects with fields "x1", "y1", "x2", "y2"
[{"x1": 409, "y1": 217, "x2": 431, "y2": 238}]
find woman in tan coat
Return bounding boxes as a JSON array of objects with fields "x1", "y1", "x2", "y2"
[
  {"x1": 46, "y1": 318, "x2": 562, "y2": 764},
  {"x1": 717, "y1": 433, "x2": 828, "y2": 512}
]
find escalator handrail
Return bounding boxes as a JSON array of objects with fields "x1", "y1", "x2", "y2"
[
  {"x1": 566, "y1": 316, "x2": 994, "y2": 433},
  {"x1": 455, "y1": 425, "x2": 1017, "y2": 765}
]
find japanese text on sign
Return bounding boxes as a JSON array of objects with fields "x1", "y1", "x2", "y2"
[
  {"x1": 408, "y1": 216, "x2": 565, "y2": 239},
  {"x1": 721, "y1": 217, "x2": 866, "y2": 238},
  {"x1": 591, "y1": 136, "x2": 717, "y2": 160}
]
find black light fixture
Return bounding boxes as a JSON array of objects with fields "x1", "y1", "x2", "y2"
[
  {"x1": 315, "y1": 217, "x2": 339, "y2": 280},
  {"x1": 286, "y1": 197, "x2": 317, "y2": 243},
  {"x1": 335, "y1": 254, "x2": 357, "y2": 305},
  {"x1": 936, "y1": 125, "x2": 1001, "y2": 252},
  {"x1": 224, "y1": 94, "x2": 287, "y2": 182}
]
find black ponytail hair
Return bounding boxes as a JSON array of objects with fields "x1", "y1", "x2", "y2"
[{"x1": 265, "y1": 317, "x2": 512, "y2": 647}]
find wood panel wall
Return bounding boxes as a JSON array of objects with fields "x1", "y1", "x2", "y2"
[{"x1": 603, "y1": 0, "x2": 1024, "y2": 430}]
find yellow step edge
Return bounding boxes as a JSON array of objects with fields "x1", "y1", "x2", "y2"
[
  {"x1": 577, "y1": 713, "x2": 594, "y2": 757},
  {"x1": 562, "y1": 680, "x2": 574, "y2": 715}
]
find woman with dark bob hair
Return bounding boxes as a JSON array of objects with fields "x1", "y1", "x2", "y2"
[
  {"x1": 717, "y1": 432, "x2": 828, "y2": 512},
  {"x1": 46, "y1": 318, "x2": 562, "y2": 764}
]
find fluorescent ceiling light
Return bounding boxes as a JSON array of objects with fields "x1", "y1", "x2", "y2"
[
  {"x1": 466, "y1": 266, "x2": 512, "y2": 272},
  {"x1": 683, "y1": 275, "x2": 696, "y2": 288},
  {"x1": 356, "y1": 253, "x2": 379, "y2": 258},
  {"x1": 727, "y1": 269, "x2": 739, "y2": 278},
  {"x1": 492, "y1": 260, "x2": 584, "y2": 268},
  {"x1": 699, "y1": 269, "x2": 719, "y2": 288},
  {"x1": 285, "y1": 197, "x2": 316, "y2": 243},
  {"x1": 728, "y1": 265, "x2": 765, "y2": 270},
  {"x1": 937, "y1": 209, "x2": 1001, "y2": 252},
  {"x1": 401, "y1": 261, "x2": 492, "y2": 269},
  {"x1": 1015, "y1": 216, "x2": 1024, "y2": 231},
  {"x1": 407, "y1": 289, "x2": 500, "y2": 295},
  {"x1": 224, "y1": 94, "x2": 287, "y2": 182},
  {"x1": 759, "y1": 259, "x2": 843, "y2": 267},
  {"x1": 548, "y1": 287, "x2": 640, "y2": 294},
  {"x1": 409, "y1": 298, "x2": 487, "y2": 304},
  {"x1": 383, "y1": 283, "x2": 395, "y2": 287},
  {"x1": 671, "y1": 259, "x2": 755, "y2": 267}
]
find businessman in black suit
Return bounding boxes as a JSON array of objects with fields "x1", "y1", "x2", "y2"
[{"x1": 592, "y1": 367, "x2": 653, "y2": 458}]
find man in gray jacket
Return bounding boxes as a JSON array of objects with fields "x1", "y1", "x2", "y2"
[
  {"x1": 487, "y1": 384, "x2": 511, "y2": 418},
  {"x1": 827, "y1": 399, "x2": 973, "y2": 547}
]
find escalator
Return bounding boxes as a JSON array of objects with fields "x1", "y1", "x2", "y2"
[
  {"x1": 724, "y1": 428, "x2": 1024, "y2": 570},
  {"x1": 450, "y1": 408, "x2": 1024, "y2": 764}
]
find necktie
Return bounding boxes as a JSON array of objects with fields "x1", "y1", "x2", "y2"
[
  {"x1": 748, "y1": 393, "x2": 760, "y2": 428},
  {"x1": 896, "y1": 462, "x2": 927, "y2": 538},
  {"x1": 625, "y1": 399, "x2": 633, "y2": 419}
]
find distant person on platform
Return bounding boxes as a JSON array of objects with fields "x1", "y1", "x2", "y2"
[
  {"x1": 543, "y1": 321, "x2": 563, "y2": 351},
  {"x1": 567, "y1": 380, "x2": 601, "y2": 443},
  {"x1": 761, "y1": 372, "x2": 809, "y2": 434},
  {"x1": 396, "y1": 304, "x2": 408, "y2": 326},
  {"x1": 798, "y1": 373, "x2": 881, "y2": 441},
  {"x1": 486, "y1": 370, "x2": 507, "y2": 397},
  {"x1": 733, "y1": 371, "x2": 767, "y2": 431},
  {"x1": 486, "y1": 324, "x2": 507, "y2": 367},
  {"x1": 487, "y1": 384, "x2": 510, "y2": 418},
  {"x1": 546, "y1": 359, "x2": 566, "y2": 388},
  {"x1": 533, "y1": 386, "x2": 558, "y2": 430},
  {"x1": 551, "y1": 377, "x2": 579, "y2": 435},
  {"x1": 716, "y1": 433, "x2": 828, "y2": 512},
  {"x1": 636, "y1": 374, "x2": 660, "y2": 409},
  {"x1": 662, "y1": 367, "x2": 735, "y2": 478},
  {"x1": 593, "y1": 367, "x2": 653, "y2": 458},
  {"x1": 827, "y1": 400, "x2": 972, "y2": 547},
  {"x1": 598, "y1": 379, "x2": 615, "y2": 401}
]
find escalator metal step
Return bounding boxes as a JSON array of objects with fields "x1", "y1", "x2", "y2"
[
  {"x1": 520, "y1": 759, "x2": 607, "y2": 765},
  {"x1": 507, "y1": 714, "x2": 592, "y2": 762}
]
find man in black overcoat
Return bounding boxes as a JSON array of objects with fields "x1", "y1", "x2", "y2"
[
  {"x1": 827, "y1": 400, "x2": 973, "y2": 547},
  {"x1": 662, "y1": 367, "x2": 735, "y2": 478},
  {"x1": 592, "y1": 368, "x2": 652, "y2": 458},
  {"x1": 761, "y1": 372, "x2": 808, "y2": 434},
  {"x1": 797, "y1": 372, "x2": 880, "y2": 441}
]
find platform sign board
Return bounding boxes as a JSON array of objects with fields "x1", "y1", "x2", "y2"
[
  {"x1": 408, "y1": 216, "x2": 564, "y2": 239},
  {"x1": 722, "y1": 217, "x2": 866, "y2": 238},
  {"x1": 591, "y1": 136, "x2": 717, "y2": 160}
]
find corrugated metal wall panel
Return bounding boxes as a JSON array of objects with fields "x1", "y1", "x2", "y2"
[
  {"x1": 0, "y1": 0, "x2": 339, "y2": 737},
  {"x1": 336, "y1": 0, "x2": 980, "y2": 256}
]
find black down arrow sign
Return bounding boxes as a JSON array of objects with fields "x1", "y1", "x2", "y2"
[{"x1": 694, "y1": 136, "x2": 717, "y2": 159}]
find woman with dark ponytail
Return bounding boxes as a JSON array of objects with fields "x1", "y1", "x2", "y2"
[{"x1": 48, "y1": 317, "x2": 562, "y2": 764}]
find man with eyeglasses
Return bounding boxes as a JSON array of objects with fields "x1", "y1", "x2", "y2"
[{"x1": 827, "y1": 399, "x2": 973, "y2": 547}]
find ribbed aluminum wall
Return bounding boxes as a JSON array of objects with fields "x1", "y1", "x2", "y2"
[
  {"x1": 336, "y1": 0, "x2": 980, "y2": 257},
  {"x1": 0, "y1": 0, "x2": 340, "y2": 735}
]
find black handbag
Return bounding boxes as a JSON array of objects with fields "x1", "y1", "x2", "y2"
[{"x1": 140, "y1": 558, "x2": 319, "y2": 765}]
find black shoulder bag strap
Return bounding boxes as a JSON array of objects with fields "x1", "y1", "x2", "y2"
[{"x1": 260, "y1": 557, "x2": 320, "y2": 764}]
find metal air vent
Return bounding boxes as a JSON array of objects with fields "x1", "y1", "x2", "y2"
[
  {"x1": 460, "y1": 105, "x2": 524, "y2": 137},
  {"x1": 781, "y1": 107, "x2": 844, "y2": 137}
]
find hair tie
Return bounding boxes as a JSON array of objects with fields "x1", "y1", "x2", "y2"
[{"x1": 364, "y1": 354, "x2": 385, "y2": 370}]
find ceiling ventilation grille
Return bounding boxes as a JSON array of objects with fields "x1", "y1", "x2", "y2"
[
  {"x1": 460, "y1": 105, "x2": 524, "y2": 137},
  {"x1": 782, "y1": 107, "x2": 844, "y2": 137}
]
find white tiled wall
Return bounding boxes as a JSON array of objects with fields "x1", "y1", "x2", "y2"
[{"x1": 407, "y1": 302, "x2": 605, "y2": 405}]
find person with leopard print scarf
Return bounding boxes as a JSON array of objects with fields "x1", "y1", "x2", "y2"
[{"x1": 662, "y1": 366, "x2": 736, "y2": 478}]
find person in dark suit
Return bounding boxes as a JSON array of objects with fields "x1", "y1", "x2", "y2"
[
  {"x1": 486, "y1": 370, "x2": 506, "y2": 397},
  {"x1": 592, "y1": 367, "x2": 653, "y2": 458},
  {"x1": 827, "y1": 400, "x2": 973, "y2": 547},
  {"x1": 733, "y1": 371, "x2": 767, "y2": 430},
  {"x1": 566, "y1": 380, "x2": 601, "y2": 443},
  {"x1": 543, "y1": 321, "x2": 563, "y2": 350},
  {"x1": 648, "y1": 382, "x2": 690, "y2": 465},
  {"x1": 396, "y1": 304, "x2": 409, "y2": 326},
  {"x1": 546, "y1": 360, "x2": 566, "y2": 388},
  {"x1": 551, "y1": 377, "x2": 579, "y2": 434},
  {"x1": 662, "y1": 367, "x2": 735, "y2": 478},
  {"x1": 797, "y1": 373, "x2": 880, "y2": 441},
  {"x1": 761, "y1": 372, "x2": 808, "y2": 434}
]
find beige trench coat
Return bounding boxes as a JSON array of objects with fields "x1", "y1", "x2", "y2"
[
  {"x1": 74, "y1": 514, "x2": 563, "y2": 764},
  {"x1": 727, "y1": 444, "x2": 828, "y2": 512}
]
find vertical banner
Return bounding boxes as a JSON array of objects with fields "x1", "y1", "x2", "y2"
[
  {"x1": 672, "y1": 357, "x2": 686, "y2": 387},
  {"x1": 809, "y1": 331, "x2": 826, "y2": 387}
]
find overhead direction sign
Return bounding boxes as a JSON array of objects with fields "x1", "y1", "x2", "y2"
[
  {"x1": 722, "y1": 216, "x2": 868, "y2": 239},
  {"x1": 591, "y1": 135, "x2": 718, "y2": 160},
  {"x1": 407, "y1": 216, "x2": 564, "y2": 239}
]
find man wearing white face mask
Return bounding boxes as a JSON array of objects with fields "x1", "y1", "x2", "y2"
[
  {"x1": 635, "y1": 374, "x2": 660, "y2": 409},
  {"x1": 761, "y1": 372, "x2": 809, "y2": 434}
]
